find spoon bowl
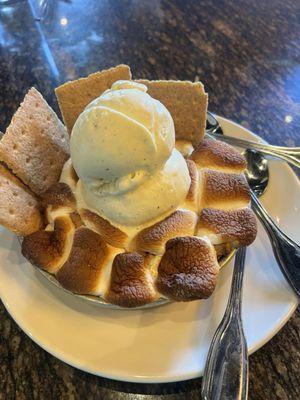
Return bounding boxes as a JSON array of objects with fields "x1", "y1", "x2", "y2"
[{"x1": 244, "y1": 149, "x2": 269, "y2": 197}]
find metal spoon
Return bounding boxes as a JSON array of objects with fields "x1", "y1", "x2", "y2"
[
  {"x1": 206, "y1": 112, "x2": 300, "y2": 169},
  {"x1": 202, "y1": 247, "x2": 248, "y2": 400},
  {"x1": 244, "y1": 149, "x2": 300, "y2": 298}
]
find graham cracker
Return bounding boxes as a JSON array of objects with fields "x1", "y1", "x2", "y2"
[
  {"x1": 55, "y1": 64, "x2": 132, "y2": 134},
  {"x1": 0, "y1": 88, "x2": 70, "y2": 195},
  {"x1": 0, "y1": 164, "x2": 42, "y2": 235},
  {"x1": 136, "y1": 79, "x2": 208, "y2": 146}
]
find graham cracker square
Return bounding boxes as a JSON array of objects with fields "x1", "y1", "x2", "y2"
[
  {"x1": 136, "y1": 79, "x2": 208, "y2": 146},
  {"x1": 55, "y1": 64, "x2": 132, "y2": 134},
  {"x1": 0, "y1": 87, "x2": 70, "y2": 195},
  {"x1": 0, "y1": 164, "x2": 42, "y2": 235}
]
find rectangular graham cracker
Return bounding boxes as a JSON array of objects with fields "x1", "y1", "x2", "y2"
[
  {"x1": 55, "y1": 64, "x2": 132, "y2": 134},
  {"x1": 0, "y1": 88, "x2": 70, "y2": 195},
  {"x1": 0, "y1": 164, "x2": 42, "y2": 235},
  {"x1": 136, "y1": 79, "x2": 208, "y2": 146}
]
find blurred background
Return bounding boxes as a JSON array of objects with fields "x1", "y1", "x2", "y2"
[{"x1": 0, "y1": 0, "x2": 299, "y2": 145}]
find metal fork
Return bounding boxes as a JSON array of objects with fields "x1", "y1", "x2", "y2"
[
  {"x1": 206, "y1": 112, "x2": 300, "y2": 169},
  {"x1": 202, "y1": 247, "x2": 248, "y2": 400}
]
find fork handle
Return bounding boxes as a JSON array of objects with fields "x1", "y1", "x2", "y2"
[
  {"x1": 206, "y1": 132, "x2": 300, "y2": 169},
  {"x1": 251, "y1": 193, "x2": 300, "y2": 298},
  {"x1": 202, "y1": 247, "x2": 248, "y2": 400}
]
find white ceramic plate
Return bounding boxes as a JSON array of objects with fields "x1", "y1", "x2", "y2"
[{"x1": 0, "y1": 117, "x2": 299, "y2": 383}]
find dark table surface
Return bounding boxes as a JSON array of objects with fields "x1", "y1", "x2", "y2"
[{"x1": 0, "y1": 0, "x2": 299, "y2": 399}]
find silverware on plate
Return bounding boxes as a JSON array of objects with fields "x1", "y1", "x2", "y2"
[
  {"x1": 202, "y1": 247, "x2": 248, "y2": 400},
  {"x1": 205, "y1": 115, "x2": 300, "y2": 298},
  {"x1": 244, "y1": 149, "x2": 300, "y2": 298},
  {"x1": 206, "y1": 112, "x2": 300, "y2": 169}
]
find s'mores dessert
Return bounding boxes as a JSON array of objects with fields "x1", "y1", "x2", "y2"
[{"x1": 0, "y1": 65, "x2": 257, "y2": 308}]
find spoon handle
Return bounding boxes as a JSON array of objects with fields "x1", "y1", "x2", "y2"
[
  {"x1": 202, "y1": 247, "x2": 248, "y2": 400},
  {"x1": 251, "y1": 192, "x2": 300, "y2": 298},
  {"x1": 206, "y1": 132, "x2": 300, "y2": 169}
]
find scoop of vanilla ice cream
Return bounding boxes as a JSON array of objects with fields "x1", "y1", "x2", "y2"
[
  {"x1": 70, "y1": 80, "x2": 191, "y2": 226},
  {"x1": 71, "y1": 81, "x2": 174, "y2": 183},
  {"x1": 77, "y1": 148, "x2": 190, "y2": 226}
]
